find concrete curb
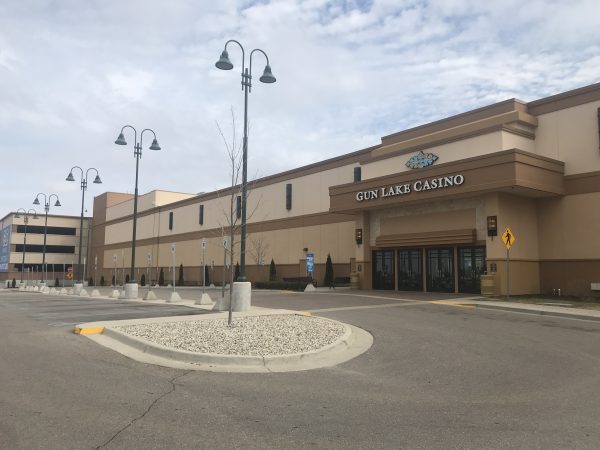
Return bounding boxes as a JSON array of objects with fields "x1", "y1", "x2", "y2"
[
  {"x1": 77, "y1": 310, "x2": 373, "y2": 373},
  {"x1": 470, "y1": 303, "x2": 600, "y2": 321}
]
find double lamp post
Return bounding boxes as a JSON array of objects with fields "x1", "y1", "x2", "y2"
[
  {"x1": 14, "y1": 208, "x2": 38, "y2": 283},
  {"x1": 215, "y1": 40, "x2": 276, "y2": 286},
  {"x1": 32, "y1": 193, "x2": 61, "y2": 284},
  {"x1": 114, "y1": 126, "x2": 161, "y2": 298},
  {"x1": 66, "y1": 166, "x2": 102, "y2": 285}
]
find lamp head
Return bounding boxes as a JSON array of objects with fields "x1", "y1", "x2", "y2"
[
  {"x1": 149, "y1": 138, "x2": 161, "y2": 151},
  {"x1": 32, "y1": 212, "x2": 38, "y2": 219},
  {"x1": 93, "y1": 174, "x2": 102, "y2": 184},
  {"x1": 66, "y1": 171, "x2": 75, "y2": 182},
  {"x1": 54, "y1": 199, "x2": 61, "y2": 207},
  {"x1": 114, "y1": 132, "x2": 127, "y2": 145},
  {"x1": 215, "y1": 50, "x2": 234, "y2": 70},
  {"x1": 259, "y1": 65, "x2": 276, "y2": 83},
  {"x1": 33, "y1": 197, "x2": 40, "y2": 205}
]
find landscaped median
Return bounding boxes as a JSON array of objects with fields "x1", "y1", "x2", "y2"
[{"x1": 75, "y1": 309, "x2": 373, "y2": 373}]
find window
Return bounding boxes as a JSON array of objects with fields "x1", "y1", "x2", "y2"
[
  {"x1": 169, "y1": 212, "x2": 173, "y2": 230},
  {"x1": 199, "y1": 205, "x2": 204, "y2": 225},
  {"x1": 16, "y1": 225, "x2": 76, "y2": 235},
  {"x1": 236, "y1": 196, "x2": 242, "y2": 219},
  {"x1": 15, "y1": 244, "x2": 75, "y2": 254},
  {"x1": 285, "y1": 183, "x2": 292, "y2": 210},
  {"x1": 354, "y1": 167, "x2": 361, "y2": 182}
]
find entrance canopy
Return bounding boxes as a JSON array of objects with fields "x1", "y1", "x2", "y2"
[{"x1": 329, "y1": 149, "x2": 565, "y2": 213}]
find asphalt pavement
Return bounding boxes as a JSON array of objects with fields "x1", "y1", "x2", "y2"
[{"x1": 1, "y1": 289, "x2": 599, "y2": 449}]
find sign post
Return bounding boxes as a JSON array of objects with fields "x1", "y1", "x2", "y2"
[
  {"x1": 306, "y1": 253, "x2": 314, "y2": 279},
  {"x1": 113, "y1": 254, "x2": 117, "y2": 286},
  {"x1": 501, "y1": 227, "x2": 516, "y2": 300},
  {"x1": 222, "y1": 237, "x2": 228, "y2": 298},
  {"x1": 171, "y1": 243, "x2": 176, "y2": 291},
  {"x1": 201, "y1": 239, "x2": 206, "y2": 294},
  {"x1": 146, "y1": 252, "x2": 152, "y2": 292},
  {"x1": 94, "y1": 255, "x2": 97, "y2": 287}
]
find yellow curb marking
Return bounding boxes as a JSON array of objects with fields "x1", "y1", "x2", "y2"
[
  {"x1": 430, "y1": 300, "x2": 476, "y2": 308},
  {"x1": 298, "y1": 311, "x2": 312, "y2": 316},
  {"x1": 74, "y1": 326, "x2": 105, "y2": 335}
]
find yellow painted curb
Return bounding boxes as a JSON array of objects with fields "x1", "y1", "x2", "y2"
[
  {"x1": 74, "y1": 326, "x2": 105, "y2": 335},
  {"x1": 431, "y1": 300, "x2": 476, "y2": 308},
  {"x1": 299, "y1": 311, "x2": 312, "y2": 316}
]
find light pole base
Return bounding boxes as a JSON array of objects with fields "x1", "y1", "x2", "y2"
[
  {"x1": 74, "y1": 283, "x2": 83, "y2": 294},
  {"x1": 196, "y1": 292, "x2": 213, "y2": 305},
  {"x1": 232, "y1": 281, "x2": 251, "y2": 311},
  {"x1": 125, "y1": 282, "x2": 138, "y2": 299}
]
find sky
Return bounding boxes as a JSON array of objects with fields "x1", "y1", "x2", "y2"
[{"x1": 0, "y1": 0, "x2": 598, "y2": 216}]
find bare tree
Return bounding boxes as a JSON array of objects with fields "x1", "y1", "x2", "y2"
[
  {"x1": 215, "y1": 110, "x2": 243, "y2": 325},
  {"x1": 214, "y1": 109, "x2": 263, "y2": 325},
  {"x1": 250, "y1": 235, "x2": 270, "y2": 281}
]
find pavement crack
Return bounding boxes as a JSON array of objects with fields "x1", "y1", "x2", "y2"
[{"x1": 94, "y1": 371, "x2": 191, "y2": 450}]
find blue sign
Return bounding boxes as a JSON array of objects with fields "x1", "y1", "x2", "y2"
[
  {"x1": 306, "y1": 253, "x2": 314, "y2": 273},
  {"x1": 406, "y1": 150, "x2": 438, "y2": 169},
  {"x1": 0, "y1": 225, "x2": 11, "y2": 272}
]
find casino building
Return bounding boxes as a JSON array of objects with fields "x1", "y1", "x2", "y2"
[{"x1": 93, "y1": 82, "x2": 600, "y2": 296}]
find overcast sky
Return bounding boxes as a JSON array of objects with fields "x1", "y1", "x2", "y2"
[{"x1": 0, "y1": 0, "x2": 598, "y2": 216}]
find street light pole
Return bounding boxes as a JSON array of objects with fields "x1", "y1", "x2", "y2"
[
  {"x1": 215, "y1": 40, "x2": 276, "y2": 282},
  {"x1": 66, "y1": 166, "x2": 102, "y2": 284},
  {"x1": 114, "y1": 126, "x2": 161, "y2": 298},
  {"x1": 15, "y1": 209, "x2": 38, "y2": 283},
  {"x1": 32, "y1": 193, "x2": 61, "y2": 284}
]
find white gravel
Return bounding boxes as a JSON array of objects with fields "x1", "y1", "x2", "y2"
[{"x1": 114, "y1": 314, "x2": 347, "y2": 357}]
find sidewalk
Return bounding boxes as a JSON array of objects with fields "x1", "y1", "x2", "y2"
[{"x1": 442, "y1": 298, "x2": 600, "y2": 322}]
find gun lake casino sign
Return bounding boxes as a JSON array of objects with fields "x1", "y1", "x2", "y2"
[{"x1": 356, "y1": 151, "x2": 465, "y2": 202}]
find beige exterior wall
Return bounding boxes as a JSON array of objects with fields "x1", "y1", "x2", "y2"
[
  {"x1": 362, "y1": 130, "x2": 535, "y2": 181},
  {"x1": 92, "y1": 83, "x2": 600, "y2": 295},
  {"x1": 0, "y1": 213, "x2": 91, "y2": 282},
  {"x1": 534, "y1": 100, "x2": 600, "y2": 175}
]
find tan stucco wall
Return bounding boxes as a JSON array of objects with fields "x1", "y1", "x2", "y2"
[
  {"x1": 362, "y1": 130, "x2": 536, "y2": 181},
  {"x1": 537, "y1": 192, "x2": 600, "y2": 260},
  {"x1": 534, "y1": 100, "x2": 600, "y2": 175}
]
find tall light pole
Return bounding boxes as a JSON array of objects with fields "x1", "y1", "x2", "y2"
[
  {"x1": 66, "y1": 166, "x2": 102, "y2": 285},
  {"x1": 14, "y1": 208, "x2": 38, "y2": 283},
  {"x1": 114, "y1": 125, "x2": 161, "y2": 298},
  {"x1": 215, "y1": 40, "x2": 276, "y2": 282},
  {"x1": 32, "y1": 193, "x2": 61, "y2": 284}
]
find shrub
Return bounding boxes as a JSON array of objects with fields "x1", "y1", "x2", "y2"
[
  {"x1": 140, "y1": 274, "x2": 146, "y2": 286},
  {"x1": 324, "y1": 254, "x2": 334, "y2": 287},
  {"x1": 159, "y1": 268, "x2": 165, "y2": 286},
  {"x1": 55, "y1": 277, "x2": 60, "y2": 287},
  {"x1": 88, "y1": 277, "x2": 93, "y2": 286},
  {"x1": 111, "y1": 275, "x2": 115, "y2": 286},
  {"x1": 204, "y1": 265, "x2": 210, "y2": 286},
  {"x1": 253, "y1": 281, "x2": 307, "y2": 291},
  {"x1": 100, "y1": 275, "x2": 105, "y2": 287},
  {"x1": 11, "y1": 278, "x2": 16, "y2": 288},
  {"x1": 234, "y1": 262, "x2": 240, "y2": 281},
  {"x1": 125, "y1": 274, "x2": 130, "y2": 284},
  {"x1": 269, "y1": 258, "x2": 277, "y2": 281},
  {"x1": 178, "y1": 264, "x2": 184, "y2": 286}
]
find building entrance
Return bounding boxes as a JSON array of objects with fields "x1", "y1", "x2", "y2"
[
  {"x1": 373, "y1": 250, "x2": 394, "y2": 290},
  {"x1": 426, "y1": 248, "x2": 455, "y2": 293},
  {"x1": 397, "y1": 249, "x2": 422, "y2": 291},
  {"x1": 458, "y1": 246, "x2": 486, "y2": 293}
]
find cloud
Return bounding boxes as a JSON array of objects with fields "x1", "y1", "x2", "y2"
[{"x1": 0, "y1": 0, "x2": 598, "y2": 216}]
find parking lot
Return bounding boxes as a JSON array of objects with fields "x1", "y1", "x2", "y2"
[{"x1": 1, "y1": 289, "x2": 599, "y2": 449}]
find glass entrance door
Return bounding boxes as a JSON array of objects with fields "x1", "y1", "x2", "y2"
[
  {"x1": 458, "y1": 246, "x2": 486, "y2": 293},
  {"x1": 373, "y1": 250, "x2": 394, "y2": 290},
  {"x1": 426, "y1": 248, "x2": 454, "y2": 293},
  {"x1": 398, "y1": 249, "x2": 422, "y2": 291}
]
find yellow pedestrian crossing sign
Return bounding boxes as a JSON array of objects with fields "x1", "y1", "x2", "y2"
[{"x1": 501, "y1": 227, "x2": 516, "y2": 250}]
